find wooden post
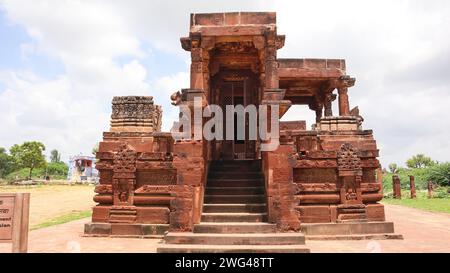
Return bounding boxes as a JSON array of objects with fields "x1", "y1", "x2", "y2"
[
  {"x1": 409, "y1": 175, "x2": 416, "y2": 199},
  {"x1": 0, "y1": 193, "x2": 30, "y2": 253}
]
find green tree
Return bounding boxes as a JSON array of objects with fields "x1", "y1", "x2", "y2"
[
  {"x1": 47, "y1": 162, "x2": 69, "y2": 177},
  {"x1": 10, "y1": 141, "x2": 47, "y2": 180},
  {"x1": 0, "y1": 147, "x2": 15, "y2": 178},
  {"x1": 406, "y1": 154, "x2": 434, "y2": 169},
  {"x1": 388, "y1": 163, "x2": 398, "y2": 174},
  {"x1": 50, "y1": 149, "x2": 61, "y2": 163},
  {"x1": 426, "y1": 162, "x2": 450, "y2": 187}
]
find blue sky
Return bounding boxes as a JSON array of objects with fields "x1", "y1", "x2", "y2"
[{"x1": 0, "y1": 0, "x2": 449, "y2": 167}]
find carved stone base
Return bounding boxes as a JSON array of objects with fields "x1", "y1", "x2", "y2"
[
  {"x1": 109, "y1": 206, "x2": 137, "y2": 223},
  {"x1": 316, "y1": 116, "x2": 360, "y2": 131},
  {"x1": 337, "y1": 204, "x2": 367, "y2": 223},
  {"x1": 84, "y1": 222, "x2": 169, "y2": 238}
]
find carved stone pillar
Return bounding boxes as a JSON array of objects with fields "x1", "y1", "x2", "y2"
[
  {"x1": 324, "y1": 92, "x2": 336, "y2": 117},
  {"x1": 337, "y1": 76, "x2": 355, "y2": 116},
  {"x1": 427, "y1": 181, "x2": 434, "y2": 199},
  {"x1": 392, "y1": 175, "x2": 401, "y2": 199},
  {"x1": 263, "y1": 32, "x2": 284, "y2": 90},
  {"x1": 190, "y1": 43, "x2": 204, "y2": 90},
  {"x1": 409, "y1": 175, "x2": 416, "y2": 199},
  {"x1": 338, "y1": 87, "x2": 350, "y2": 116}
]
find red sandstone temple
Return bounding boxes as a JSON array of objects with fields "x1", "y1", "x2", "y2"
[{"x1": 85, "y1": 12, "x2": 399, "y2": 252}]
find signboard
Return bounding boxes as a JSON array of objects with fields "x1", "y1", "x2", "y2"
[
  {"x1": 0, "y1": 196, "x2": 15, "y2": 240},
  {"x1": 0, "y1": 193, "x2": 30, "y2": 253}
]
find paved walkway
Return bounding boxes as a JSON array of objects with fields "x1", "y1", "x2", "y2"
[{"x1": 1, "y1": 204, "x2": 449, "y2": 253}]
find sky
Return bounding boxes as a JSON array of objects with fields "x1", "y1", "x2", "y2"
[{"x1": 0, "y1": 0, "x2": 449, "y2": 167}]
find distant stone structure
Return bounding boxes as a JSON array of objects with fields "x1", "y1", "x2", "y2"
[
  {"x1": 393, "y1": 175, "x2": 402, "y2": 199},
  {"x1": 85, "y1": 12, "x2": 400, "y2": 252},
  {"x1": 428, "y1": 181, "x2": 434, "y2": 198},
  {"x1": 409, "y1": 175, "x2": 416, "y2": 199},
  {"x1": 67, "y1": 155, "x2": 98, "y2": 183}
]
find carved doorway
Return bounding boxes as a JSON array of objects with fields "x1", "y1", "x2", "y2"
[{"x1": 219, "y1": 79, "x2": 257, "y2": 160}]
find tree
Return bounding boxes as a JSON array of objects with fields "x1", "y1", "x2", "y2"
[
  {"x1": 10, "y1": 141, "x2": 46, "y2": 180},
  {"x1": 426, "y1": 163, "x2": 450, "y2": 187},
  {"x1": 388, "y1": 163, "x2": 398, "y2": 174},
  {"x1": 406, "y1": 154, "x2": 434, "y2": 169},
  {"x1": 50, "y1": 149, "x2": 61, "y2": 163},
  {"x1": 0, "y1": 147, "x2": 15, "y2": 178},
  {"x1": 92, "y1": 143, "x2": 99, "y2": 156}
]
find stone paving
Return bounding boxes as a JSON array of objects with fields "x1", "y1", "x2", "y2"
[{"x1": 1, "y1": 204, "x2": 449, "y2": 253}]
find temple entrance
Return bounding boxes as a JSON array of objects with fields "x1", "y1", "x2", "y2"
[{"x1": 209, "y1": 70, "x2": 260, "y2": 160}]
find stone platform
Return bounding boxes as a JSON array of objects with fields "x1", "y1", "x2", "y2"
[
  {"x1": 301, "y1": 222, "x2": 403, "y2": 240},
  {"x1": 84, "y1": 222, "x2": 168, "y2": 238}
]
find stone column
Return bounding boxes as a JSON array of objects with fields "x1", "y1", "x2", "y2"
[
  {"x1": 427, "y1": 181, "x2": 434, "y2": 199},
  {"x1": 338, "y1": 87, "x2": 350, "y2": 116},
  {"x1": 264, "y1": 31, "x2": 280, "y2": 90},
  {"x1": 315, "y1": 104, "x2": 323, "y2": 123},
  {"x1": 190, "y1": 43, "x2": 204, "y2": 90},
  {"x1": 337, "y1": 76, "x2": 355, "y2": 116},
  {"x1": 409, "y1": 175, "x2": 417, "y2": 199},
  {"x1": 324, "y1": 92, "x2": 335, "y2": 117},
  {"x1": 392, "y1": 174, "x2": 401, "y2": 199}
]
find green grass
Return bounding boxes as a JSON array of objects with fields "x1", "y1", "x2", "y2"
[
  {"x1": 383, "y1": 195, "x2": 450, "y2": 214},
  {"x1": 31, "y1": 210, "x2": 92, "y2": 230}
]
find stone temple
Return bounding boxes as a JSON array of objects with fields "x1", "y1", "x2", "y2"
[{"x1": 85, "y1": 12, "x2": 399, "y2": 252}]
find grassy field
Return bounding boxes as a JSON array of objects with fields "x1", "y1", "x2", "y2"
[
  {"x1": 383, "y1": 191, "x2": 450, "y2": 214},
  {"x1": 0, "y1": 184, "x2": 95, "y2": 229}
]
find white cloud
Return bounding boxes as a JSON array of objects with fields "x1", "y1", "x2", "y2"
[{"x1": 0, "y1": 0, "x2": 449, "y2": 167}]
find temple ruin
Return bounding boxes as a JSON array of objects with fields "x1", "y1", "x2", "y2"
[{"x1": 85, "y1": 12, "x2": 399, "y2": 252}]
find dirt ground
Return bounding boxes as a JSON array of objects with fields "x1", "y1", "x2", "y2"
[
  {"x1": 1, "y1": 203, "x2": 449, "y2": 253},
  {"x1": 0, "y1": 184, "x2": 95, "y2": 229}
]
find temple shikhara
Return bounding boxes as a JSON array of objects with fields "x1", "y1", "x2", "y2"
[{"x1": 85, "y1": 12, "x2": 400, "y2": 252}]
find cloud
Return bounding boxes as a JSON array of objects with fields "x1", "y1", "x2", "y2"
[{"x1": 0, "y1": 0, "x2": 449, "y2": 167}]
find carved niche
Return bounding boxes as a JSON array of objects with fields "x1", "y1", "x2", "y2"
[
  {"x1": 112, "y1": 144, "x2": 137, "y2": 206},
  {"x1": 337, "y1": 143, "x2": 363, "y2": 204}
]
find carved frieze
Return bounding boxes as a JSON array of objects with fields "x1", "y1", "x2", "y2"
[
  {"x1": 135, "y1": 185, "x2": 175, "y2": 194},
  {"x1": 95, "y1": 184, "x2": 113, "y2": 194},
  {"x1": 295, "y1": 159, "x2": 337, "y2": 168}
]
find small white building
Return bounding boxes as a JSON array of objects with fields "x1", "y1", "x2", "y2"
[{"x1": 67, "y1": 155, "x2": 98, "y2": 183}]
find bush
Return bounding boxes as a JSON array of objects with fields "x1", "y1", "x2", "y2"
[
  {"x1": 425, "y1": 163, "x2": 450, "y2": 187},
  {"x1": 46, "y1": 162, "x2": 69, "y2": 176}
]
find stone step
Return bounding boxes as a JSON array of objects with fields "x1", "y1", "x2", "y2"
[
  {"x1": 194, "y1": 222, "x2": 276, "y2": 233},
  {"x1": 210, "y1": 160, "x2": 260, "y2": 166},
  {"x1": 203, "y1": 203, "x2": 266, "y2": 213},
  {"x1": 157, "y1": 244, "x2": 310, "y2": 253},
  {"x1": 209, "y1": 172, "x2": 262, "y2": 179},
  {"x1": 207, "y1": 179, "x2": 264, "y2": 187},
  {"x1": 306, "y1": 233, "x2": 404, "y2": 240},
  {"x1": 205, "y1": 187, "x2": 265, "y2": 195},
  {"x1": 209, "y1": 166, "x2": 260, "y2": 172},
  {"x1": 204, "y1": 194, "x2": 266, "y2": 204},
  {"x1": 163, "y1": 232, "x2": 306, "y2": 245},
  {"x1": 201, "y1": 212, "x2": 267, "y2": 222}
]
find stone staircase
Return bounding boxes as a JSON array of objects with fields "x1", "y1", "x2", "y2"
[{"x1": 157, "y1": 160, "x2": 310, "y2": 253}]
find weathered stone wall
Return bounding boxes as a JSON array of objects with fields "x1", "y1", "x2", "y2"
[
  {"x1": 280, "y1": 126, "x2": 385, "y2": 224},
  {"x1": 90, "y1": 97, "x2": 176, "y2": 234}
]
